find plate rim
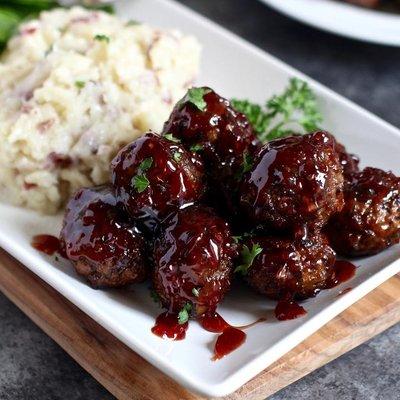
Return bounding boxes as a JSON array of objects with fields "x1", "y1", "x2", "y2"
[{"x1": 259, "y1": 0, "x2": 400, "y2": 47}]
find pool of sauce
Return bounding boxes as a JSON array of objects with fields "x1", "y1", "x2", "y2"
[
  {"x1": 275, "y1": 300, "x2": 307, "y2": 321},
  {"x1": 212, "y1": 327, "x2": 246, "y2": 361},
  {"x1": 327, "y1": 260, "x2": 357, "y2": 288},
  {"x1": 200, "y1": 312, "x2": 265, "y2": 360},
  {"x1": 275, "y1": 260, "x2": 356, "y2": 321},
  {"x1": 151, "y1": 312, "x2": 188, "y2": 341},
  {"x1": 31, "y1": 234, "x2": 65, "y2": 257}
]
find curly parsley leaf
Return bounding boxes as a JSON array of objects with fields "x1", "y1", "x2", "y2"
[
  {"x1": 231, "y1": 99, "x2": 271, "y2": 135},
  {"x1": 182, "y1": 87, "x2": 211, "y2": 112},
  {"x1": 178, "y1": 302, "x2": 192, "y2": 324},
  {"x1": 164, "y1": 133, "x2": 181, "y2": 143},
  {"x1": 234, "y1": 243, "x2": 263, "y2": 276},
  {"x1": 231, "y1": 78, "x2": 322, "y2": 143}
]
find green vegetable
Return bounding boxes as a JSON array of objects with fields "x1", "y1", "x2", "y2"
[
  {"x1": 231, "y1": 78, "x2": 322, "y2": 143},
  {"x1": 192, "y1": 287, "x2": 200, "y2": 297},
  {"x1": 183, "y1": 87, "x2": 211, "y2": 112},
  {"x1": 164, "y1": 133, "x2": 181, "y2": 143},
  {"x1": 94, "y1": 34, "x2": 110, "y2": 43},
  {"x1": 0, "y1": 1, "x2": 114, "y2": 52},
  {"x1": 234, "y1": 243, "x2": 263, "y2": 276},
  {"x1": 178, "y1": 302, "x2": 192, "y2": 324},
  {"x1": 0, "y1": 8, "x2": 21, "y2": 46}
]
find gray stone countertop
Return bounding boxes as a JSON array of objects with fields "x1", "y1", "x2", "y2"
[{"x1": 1, "y1": 1, "x2": 399, "y2": 399}]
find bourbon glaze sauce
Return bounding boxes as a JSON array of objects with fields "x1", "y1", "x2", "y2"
[
  {"x1": 31, "y1": 234, "x2": 65, "y2": 257},
  {"x1": 151, "y1": 310, "x2": 265, "y2": 360},
  {"x1": 151, "y1": 312, "x2": 189, "y2": 341},
  {"x1": 274, "y1": 259, "x2": 357, "y2": 321}
]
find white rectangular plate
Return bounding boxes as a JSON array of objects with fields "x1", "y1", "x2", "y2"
[{"x1": 0, "y1": 0, "x2": 399, "y2": 397}]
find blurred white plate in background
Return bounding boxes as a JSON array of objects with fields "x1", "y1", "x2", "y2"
[{"x1": 260, "y1": 0, "x2": 400, "y2": 46}]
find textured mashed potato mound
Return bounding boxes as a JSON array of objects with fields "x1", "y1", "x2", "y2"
[{"x1": 0, "y1": 7, "x2": 201, "y2": 214}]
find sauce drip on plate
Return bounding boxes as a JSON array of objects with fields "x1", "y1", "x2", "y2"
[
  {"x1": 212, "y1": 327, "x2": 246, "y2": 361},
  {"x1": 151, "y1": 312, "x2": 188, "y2": 341},
  {"x1": 327, "y1": 260, "x2": 357, "y2": 288},
  {"x1": 199, "y1": 312, "x2": 265, "y2": 360},
  {"x1": 31, "y1": 234, "x2": 64, "y2": 256},
  {"x1": 275, "y1": 300, "x2": 307, "y2": 321}
]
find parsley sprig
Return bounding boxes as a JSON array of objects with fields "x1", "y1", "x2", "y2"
[
  {"x1": 234, "y1": 243, "x2": 263, "y2": 276},
  {"x1": 132, "y1": 157, "x2": 153, "y2": 193},
  {"x1": 231, "y1": 78, "x2": 322, "y2": 143},
  {"x1": 178, "y1": 302, "x2": 192, "y2": 324}
]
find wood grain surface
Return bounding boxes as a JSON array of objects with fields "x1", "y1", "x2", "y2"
[{"x1": 0, "y1": 247, "x2": 399, "y2": 400}]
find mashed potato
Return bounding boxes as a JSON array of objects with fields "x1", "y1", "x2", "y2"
[{"x1": 0, "y1": 7, "x2": 200, "y2": 214}]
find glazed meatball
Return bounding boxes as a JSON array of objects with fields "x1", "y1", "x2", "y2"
[
  {"x1": 240, "y1": 131, "x2": 345, "y2": 230},
  {"x1": 60, "y1": 185, "x2": 147, "y2": 288},
  {"x1": 152, "y1": 205, "x2": 237, "y2": 316},
  {"x1": 336, "y1": 141, "x2": 360, "y2": 177},
  {"x1": 243, "y1": 234, "x2": 336, "y2": 300},
  {"x1": 111, "y1": 132, "x2": 204, "y2": 232},
  {"x1": 163, "y1": 87, "x2": 259, "y2": 172},
  {"x1": 327, "y1": 167, "x2": 400, "y2": 256}
]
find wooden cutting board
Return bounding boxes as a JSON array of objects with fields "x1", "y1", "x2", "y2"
[{"x1": 0, "y1": 246, "x2": 399, "y2": 400}]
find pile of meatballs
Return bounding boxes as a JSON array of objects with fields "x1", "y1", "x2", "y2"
[{"x1": 60, "y1": 87, "x2": 400, "y2": 320}]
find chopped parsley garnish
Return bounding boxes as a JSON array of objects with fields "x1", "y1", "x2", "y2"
[
  {"x1": 75, "y1": 81, "x2": 85, "y2": 89},
  {"x1": 132, "y1": 175, "x2": 149, "y2": 193},
  {"x1": 231, "y1": 99, "x2": 271, "y2": 135},
  {"x1": 190, "y1": 144, "x2": 203, "y2": 153},
  {"x1": 231, "y1": 78, "x2": 322, "y2": 143},
  {"x1": 173, "y1": 152, "x2": 182, "y2": 163},
  {"x1": 139, "y1": 157, "x2": 153, "y2": 172},
  {"x1": 94, "y1": 34, "x2": 110, "y2": 43},
  {"x1": 164, "y1": 133, "x2": 181, "y2": 143},
  {"x1": 192, "y1": 287, "x2": 200, "y2": 297},
  {"x1": 178, "y1": 302, "x2": 192, "y2": 324},
  {"x1": 182, "y1": 87, "x2": 211, "y2": 112},
  {"x1": 234, "y1": 243, "x2": 263, "y2": 276},
  {"x1": 132, "y1": 157, "x2": 153, "y2": 193}
]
